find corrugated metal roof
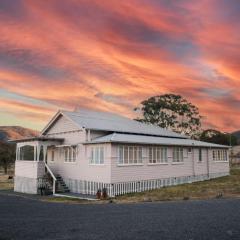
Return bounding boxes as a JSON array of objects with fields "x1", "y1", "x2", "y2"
[
  {"x1": 62, "y1": 109, "x2": 187, "y2": 139},
  {"x1": 86, "y1": 133, "x2": 229, "y2": 148}
]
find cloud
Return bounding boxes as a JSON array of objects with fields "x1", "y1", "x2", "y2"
[{"x1": 0, "y1": 0, "x2": 239, "y2": 132}]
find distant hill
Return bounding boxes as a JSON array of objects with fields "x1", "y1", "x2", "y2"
[
  {"x1": 232, "y1": 130, "x2": 240, "y2": 145},
  {"x1": 0, "y1": 126, "x2": 39, "y2": 142}
]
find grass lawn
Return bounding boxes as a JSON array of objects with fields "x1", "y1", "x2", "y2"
[
  {"x1": 115, "y1": 168, "x2": 240, "y2": 203},
  {"x1": 1, "y1": 168, "x2": 240, "y2": 204}
]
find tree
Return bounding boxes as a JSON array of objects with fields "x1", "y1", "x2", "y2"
[
  {"x1": 134, "y1": 94, "x2": 202, "y2": 137},
  {"x1": 0, "y1": 141, "x2": 15, "y2": 174},
  {"x1": 199, "y1": 129, "x2": 237, "y2": 146}
]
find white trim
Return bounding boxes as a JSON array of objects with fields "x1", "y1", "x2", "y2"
[
  {"x1": 214, "y1": 161, "x2": 229, "y2": 163},
  {"x1": 147, "y1": 163, "x2": 168, "y2": 166},
  {"x1": 117, "y1": 164, "x2": 144, "y2": 167},
  {"x1": 171, "y1": 162, "x2": 184, "y2": 165},
  {"x1": 40, "y1": 111, "x2": 82, "y2": 135}
]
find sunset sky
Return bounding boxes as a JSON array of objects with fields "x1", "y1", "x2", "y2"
[{"x1": 0, "y1": 0, "x2": 239, "y2": 132}]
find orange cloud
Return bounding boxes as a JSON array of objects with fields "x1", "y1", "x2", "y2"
[{"x1": 0, "y1": 0, "x2": 239, "y2": 132}]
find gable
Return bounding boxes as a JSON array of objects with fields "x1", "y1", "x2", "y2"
[{"x1": 43, "y1": 114, "x2": 80, "y2": 135}]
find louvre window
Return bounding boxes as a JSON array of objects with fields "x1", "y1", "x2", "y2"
[
  {"x1": 90, "y1": 147, "x2": 104, "y2": 165},
  {"x1": 148, "y1": 147, "x2": 168, "y2": 164},
  {"x1": 173, "y1": 147, "x2": 184, "y2": 163},
  {"x1": 212, "y1": 150, "x2": 228, "y2": 162},
  {"x1": 64, "y1": 146, "x2": 77, "y2": 163},
  {"x1": 118, "y1": 146, "x2": 143, "y2": 165}
]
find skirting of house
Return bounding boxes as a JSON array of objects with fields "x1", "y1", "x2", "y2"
[
  {"x1": 64, "y1": 172, "x2": 229, "y2": 197},
  {"x1": 14, "y1": 176, "x2": 38, "y2": 194}
]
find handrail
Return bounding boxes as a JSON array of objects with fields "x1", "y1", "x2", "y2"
[
  {"x1": 44, "y1": 162, "x2": 56, "y2": 194},
  {"x1": 44, "y1": 162, "x2": 56, "y2": 181}
]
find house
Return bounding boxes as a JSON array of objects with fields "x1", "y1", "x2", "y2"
[
  {"x1": 230, "y1": 145, "x2": 240, "y2": 165},
  {"x1": 12, "y1": 109, "x2": 230, "y2": 197}
]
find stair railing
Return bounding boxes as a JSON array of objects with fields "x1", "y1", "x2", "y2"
[{"x1": 44, "y1": 162, "x2": 57, "y2": 194}]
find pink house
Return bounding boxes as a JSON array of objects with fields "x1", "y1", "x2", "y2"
[{"x1": 12, "y1": 109, "x2": 230, "y2": 197}]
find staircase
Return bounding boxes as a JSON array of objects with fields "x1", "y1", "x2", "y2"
[{"x1": 55, "y1": 174, "x2": 70, "y2": 193}]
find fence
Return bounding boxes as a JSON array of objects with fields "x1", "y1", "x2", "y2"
[{"x1": 64, "y1": 172, "x2": 228, "y2": 197}]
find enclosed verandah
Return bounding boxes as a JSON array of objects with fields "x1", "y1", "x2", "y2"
[{"x1": 11, "y1": 137, "x2": 64, "y2": 194}]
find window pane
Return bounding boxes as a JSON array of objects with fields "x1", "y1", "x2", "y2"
[
  {"x1": 152, "y1": 147, "x2": 156, "y2": 163},
  {"x1": 124, "y1": 147, "x2": 128, "y2": 164},
  {"x1": 90, "y1": 148, "x2": 94, "y2": 164},
  {"x1": 95, "y1": 147, "x2": 100, "y2": 164},
  {"x1": 129, "y1": 147, "x2": 133, "y2": 164},
  {"x1": 72, "y1": 147, "x2": 76, "y2": 162},
  {"x1": 138, "y1": 147, "x2": 143, "y2": 163},
  {"x1": 118, "y1": 146, "x2": 123, "y2": 164},
  {"x1": 100, "y1": 147, "x2": 104, "y2": 164},
  {"x1": 64, "y1": 148, "x2": 68, "y2": 162},
  {"x1": 157, "y1": 148, "x2": 161, "y2": 163},
  {"x1": 20, "y1": 145, "x2": 34, "y2": 161},
  {"x1": 134, "y1": 147, "x2": 138, "y2": 163},
  {"x1": 51, "y1": 150, "x2": 54, "y2": 162},
  {"x1": 149, "y1": 147, "x2": 152, "y2": 163},
  {"x1": 165, "y1": 148, "x2": 168, "y2": 162}
]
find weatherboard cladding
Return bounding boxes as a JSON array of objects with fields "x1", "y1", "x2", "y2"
[{"x1": 61, "y1": 109, "x2": 187, "y2": 139}]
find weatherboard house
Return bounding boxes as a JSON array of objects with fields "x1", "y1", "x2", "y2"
[{"x1": 13, "y1": 109, "x2": 230, "y2": 197}]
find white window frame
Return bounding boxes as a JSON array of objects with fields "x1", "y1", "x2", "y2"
[
  {"x1": 148, "y1": 146, "x2": 168, "y2": 165},
  {"x1": 172, "y1": 147, "x2": 184, "y2": 163},
  {"x1": 212, "y1": 149, "x2": 228, "y2": 162},
  {"x1": 90, "y1": 146, "x2": 104, "y2": 165},
  {"x1": 117, "y1": 145, "x2": 143, "y2": 166},
  {"x1": 64, "y1": 146, "x2": 77, "y2": 163}
]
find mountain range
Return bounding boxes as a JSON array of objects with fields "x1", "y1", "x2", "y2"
[{"x1": 0, "y1": 126, "x2": 39, "y2": 142}]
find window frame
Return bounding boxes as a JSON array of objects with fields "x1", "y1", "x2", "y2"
[
  {"x1": 148, "y1": 146, "x2": 168, "y2": 165},
  {"x1": 212, "y1": 149, "x2": 228, "y2": 162},
  {"x1": 90, "y1": 146, "x2": 105, "y2": 165},
  {"x1": 117, "y1": 145, "x2": 143, "y2": 166},
  {"x1": 172, "y1": 147, "x2": 184, "y2": 164},
  {"x1": 64, "y1": 146, "x2": 77, "y2": 163}
]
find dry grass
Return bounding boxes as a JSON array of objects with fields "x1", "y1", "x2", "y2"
[
  {"x1": 1, "y1": 168, "x2": 240, "y2": 204},
  {"x1": 0, "y1": 175, "x2": 14, "y2": 190},
  {"x1": 115, "y1": 168, "x2": 240, "y2": 203}
]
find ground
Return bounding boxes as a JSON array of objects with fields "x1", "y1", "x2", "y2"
[
  {"x1": 116, "y1": 168, "x2": 240, "y2": 203},
  {"x1": 1, "y1": 168, "x2": 240, "y2": 203},
  {"x1": 0, "y1": 193, "x2": 240, "y2": 240}
]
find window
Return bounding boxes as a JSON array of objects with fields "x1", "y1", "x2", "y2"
[
  {"x1": 148, "y1": 147, "x2": 168, "y2": 164},
  {"x1": 118, "y1": 146, "x2": 143, "y2": 165},
  {"x1": 19, "y1": 145, "x2": 34, "y2": 161},
  {"x1": 39, "y1": 146, "x2": 44, "y2": 161},
  {"x1": 173, "y1": 147, "x2": 184, "y2": 163},
  {"x1": 50, "y1": 149, "x2": 54, "y2": 162},
  {"x1": 198, "y1": 148, "x2": 202, "y2": 162},
  {"x1": 90, "y1": 146, "x2": 104, "y2": 165},
  {"x1": 213, "y1": 149, "x2": 228, "y2": 162},
  {"x1": 64, "y1": 146, "x2": 77, "y2": 163},
  {"x1": 188, "y1": 148, "x2": 192, "y2": 153}
]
